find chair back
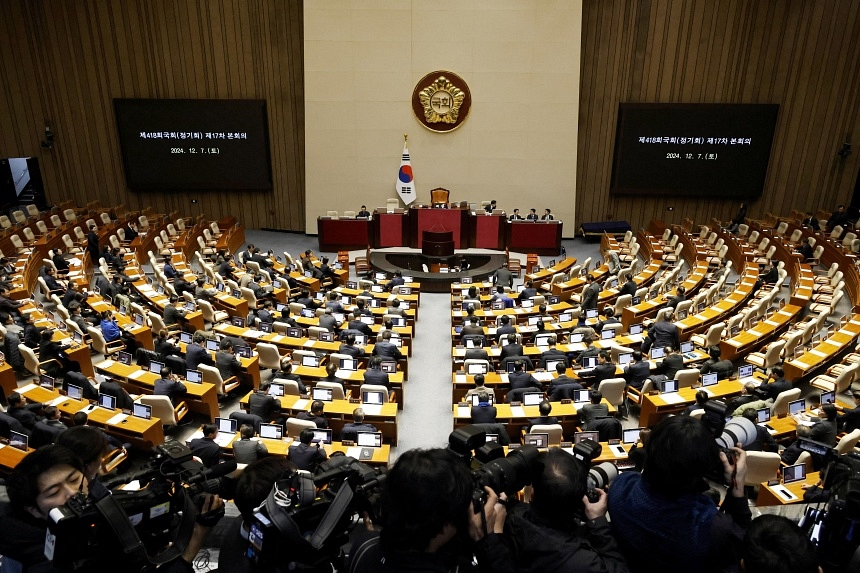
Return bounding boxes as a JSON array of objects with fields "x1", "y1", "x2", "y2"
[
  {"x1": 138, "y1": 395, "x2": 178, "y2": 425},
  {"x1": 316, "y1": 381, "x2": 346, "y2": 400},
  {"x1": 835, "y1": 429, "x2": 860, "y2": 455},
  {"x1": 772, "y1": 388, "x2": 801, "y2": 416},
  {"x1": 596, "y1": 378, "x2": 625, "y2": 406},
  {"x1": 674, "y1": 369, "x2": 701, "y2": 388},
  {"x1": 272, "y1": 379, "x2": 302, "y2": 396},
  {"x1": 743, "y1": 451, "x2": 781, "y2": 485},
  {"x1": 256, "y1": 342, "x2": 283, "y2": 370},
  {"x1": 359, "y1": 384, "x2": 389, "y2": 403},
  {"x1": 528, "y1": 424, "x2": 563, "y2": 445},
  {"x1": 286, "y1": 417, "x2": 317, "y2": 438}
]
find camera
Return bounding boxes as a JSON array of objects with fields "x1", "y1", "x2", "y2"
[
  {"x1": 569, "y1": 437, "x2": 617, "y2": 501},
  {"x1": 245, "y1": 455, "x2": 385, "y2": 571},
  {"x1": 46, "y1": 443, "x2": 233, "y2": 572},
  {"x1": 715, "y1": 416, "x2": 757, "y2": 466}
]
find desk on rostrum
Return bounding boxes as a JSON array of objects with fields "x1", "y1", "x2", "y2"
[
  {"x1": 239, "y1": 392, "x2": 399, "y2": 446},
  {"x1": 95, "y1": 359, "x2": 220, "y2": 422},
  {"x1": 17, "y1": 382, "x2": 165, "y2": 450}
]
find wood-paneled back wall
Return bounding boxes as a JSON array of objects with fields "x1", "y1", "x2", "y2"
[
  {"x1": 578, "y1": 0, "x2": 860, "y2": 231},
  {"x1": 0, "y1": 0, "x2": 305, "y2": 231}
]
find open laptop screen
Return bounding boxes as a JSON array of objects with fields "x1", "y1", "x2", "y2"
[
  {"x1": 574, "y1": 431, "x2": 599, "y2": 444},
  {"x1": 661, "y1": 379, "x2": 679, "y2": 393},
  {"x1": 132, "y1": 403, "x2": 152, "y2": 420},
  {"x1": 738, "y1": 364, "x2": 754, "y2": 379},
  {"x1": 623, "y1": 428, "x2": 644, "y2": 444},
  {"x1": 782, "y1": 463, "x2": 806, "y2": 484},
  {"x1": 312, "y1": 429, "x2": 333, "y2": 444},
  {"x1": 117, "y1": 351, "x2": 132, "y2": 365},
  {"x1": 362, "y1": 391, "x2": 385, "y2": 405},
  {"x1": 356, "y1": 432, "x2": 383, "y2": 447},
  {"x1": 216, "y1": 417, "x2": 237, "y2": 434},
  {"x1": 98, "y1": 393, "x2": 117, "y2": 409},
  {"x1": 259, "y1": 423, "x2": 283, "y2": 440},
  {"x1": 66, "y1": 384, "x2": 83, "y2": 400},
  {"x1": 702, "y1": 372, "x2": 718, "y2": 387},
  {"x1": 523, "y1": 392, "x2": 543, "y2": 406},
  {"x1": 524, "y1": 433, "x2": 548, "y2": 448}
]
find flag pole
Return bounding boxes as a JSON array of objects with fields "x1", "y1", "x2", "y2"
[{"x1": 404, "y1": 133, "x2": 408, "y2": 149}]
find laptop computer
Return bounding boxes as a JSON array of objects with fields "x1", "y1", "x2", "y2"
[
  {"x1": 471, "y1": 394, "x2": 495, "y2": 406},
  {"x1": 339, "y1": 358, "x2": 358, "y2": 371},
  {"x1": 39, "y1": 374, "x2": 55, "y2": 390},
  {"x1": 661, "y1": 379, "x2": 679, "y2": 393},
  {"x1": 601, "y1": 328, "x2": 615, "y2": 340},
  {"x1": 681, "y1": 341, "x2": 695, "y2": 358},
  {"x1": 268, "y1": 383, "x2": 284, "y2": 397},
  {"x1": 702, "y1": 372, "x2": 718, "y2": 387},
  {"x1": 312, "y1": 387, "x2": 334, "y2": 402},
  {"x1": 650, "y1": 347, "x2": 666, "y2": 360},
  {"x1": 206, "y1": 338, "x2": 220, "y2": 352},
  {"x1": 623, "y1": 428, "x2": 644, "y2": 444},
  {"x1": 149, "y1": 361, "x2": 164, "y2": 375},
  {"x1": 231, "y1": 316, "x2": 245, "y2": 327},
  {"x1": 467, "y1": 362, "x2": 489, "y2": 375},
  {"x1": 356, "y1": 431, "x2": 383, "y2": 449},
  {"x1": 782, "y1": 463, "x2": 806, "y2": 485},
  {"x1": 311, "y1": 429, "x2": 333, "y2": 444},
  {"x1": 380, "y1": 361, "x2": 397, "y2": 373},
  {"x1": 788, "y1": 399, "x2": 805, "y2": 415},
  {"x1": 629, "y1": 323, "x2": 643, "y2": 336},
  {"x1": 117, "y1": 351, "x2": 132, "y2": 366},
  {"x1": 574, "y1": 431, "x2": 599, "y2": 444},
  {"x1": 738, "y1": 364, "x2": 754, "y2": 379},
  {"x1": 132, "y1": 403, "x2": 152, "y2": 420},
  {"x1": 301, "y1": 355, "x2": 321, "y2": 367},
  {"x1": 66, "y1": 384, "x2": 83, "y2": 400},
  {"x1": 259, "y1": 423, "x2": 283, "y2": 440},
  {"x1": 179, "y1": 332, "x2": 193, "y2": 344},
  {"x1": 186, "y1": 369, "x2": 203, "y2": 384},
  {"x1": 216, "y1": 417, "x2": 238, "y2": 435},
  {"x1": 573, "y1": 389, "x2": 591, "y2": 403},
  {"x1": 581, "y1": 356, "x2": 598, "y2": 369},
  {"x1": 522, "y1": 392, "x2": 543, "y2": 406},
  {"x1": 98, "y1": 393, "x2": 117, "y2": 410},
  {"x1": 362, "y1": 390, "x2": 385, "y2": 405},
  {"x1": 820, "y1": 391, "x2": 836, "y2": 405},
  {"x1": 585, "y1": 309, "x2": 599, "y2": 319},
  {"x1": 525, "y1": 433, "x2": 549, "y2": 448},
  {"x1": 618, "y1": 352, "x2": 633, "y2": 366},
  {"x1": 9, "y1": 431, "x2": 28, "y2": 451}
]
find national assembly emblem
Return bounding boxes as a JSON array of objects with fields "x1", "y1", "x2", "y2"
[{"x1": 412, "y1": 71, "x2": 472, "y2": 133}]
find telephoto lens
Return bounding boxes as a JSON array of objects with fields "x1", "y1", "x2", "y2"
[
  {"x1": 585, "y1": 462, "x2": 618, "y2": 502},
  {"x1": 715, "y1": 416, "x2": 757, "y2": 450}
]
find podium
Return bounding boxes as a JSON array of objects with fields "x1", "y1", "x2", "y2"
[{"x1": 422, "y1": 229, "x2": 454, "y2": 257}]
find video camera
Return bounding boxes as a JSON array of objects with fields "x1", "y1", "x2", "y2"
[
  {"x1": 799, "y1": 451, "x2": 860, "y2": 572},
  {"x1": 246, "y1": 455, "x2": 385, "y2": 572},
  {"x1": 46, "y1": 442, "x2": 234, "y2": 572}
]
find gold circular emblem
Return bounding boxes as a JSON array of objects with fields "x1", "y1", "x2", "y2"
[{"x1": 412, "y1": 71, "x2": 472, "y2": 133}]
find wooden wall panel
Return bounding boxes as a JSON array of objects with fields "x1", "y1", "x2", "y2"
[
  {"x1": 578, "y1": 0, "x2": 860, "y2": 231},
  {"x1": 0, "y1": 0, "x2": 304, "y2": 231}
]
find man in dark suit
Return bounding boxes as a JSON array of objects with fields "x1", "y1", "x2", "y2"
[
  {"x1": 289, "y1": 428, "x2": 328, "y2": 471},
  {"x1": 758, "y1": 366, "x2": 792, "y2": 401},
  {"x1": 577, "y1": 390, "x2": 609, "y2": 426},
  {"x1": 623, "y1": 351, "x2": 651, "y2": 391},
  {"x1": 547, "y1": 362, "x2": 583, "y2": 400},
  {"x1": 372, "y1": 330, "x2": 403, "y2": 360},
  {"x1": 248, "y1": 248, "x2": 273, "y2": 269},
  {"x1": 499, "y1": 333, "x2": 524, "y2": 361},
  {"x1": 98, "y1": 377, "x2": 135, "y2": 411},
  {"x1": 594, "y1": 308, "x2": 622, "y2": 334},
  {"x1": 539, "y1": 337, "x2": 568, "y2": 370},
  {"x1": 249, "y1": 382, "x2": 281, "y2": 421},
  {"x1": 619, "y1": 274, "x2": 637, "y2": 298},
  {"x1": 525, "y1": 208, "x2": 539, "y2": 221},
  {"x1": 216, "y1": 339, "x2": 243, "y2": 382},
  {"x1": 338, "y1": 334, "x2": 364, "y2": 358},
  {"x1": 363, "y1": 356, "x2": 391, "y2": 390},
  {"x1": 347, "y1": 313, "x2": 373, "y2": 337},
  {"x1": 495, "y1": 315, "x2": 516, "y2": 342},
  {"x1": 724, "y1": 381, "x2": 759, "y2": 418},
  {"x1": 185, "y1": 333, "x2": 215, "y2": 371},
  {"x1": 836, "y1": 391, "x2": 860, "y2": 433},
  {"x1": 87, "y1": 225, "x2": 100, "y2": 262},
  {"x1": 63, "y1": 371, "x2": 99, "y2": 402},
  {"x1": 297, "y1": 400, "x2": 328, "y2": 429},
  {"x1": 493, "y1": 265, "x2": 514, "y2": 289},
  {"x1": 517, "y1": 280, "x2": 538, "y2": 303},
  {"x1": 654, "y1": 345, "x2": 685, "y2": 381},
  {"x1": 470, "y1": 392, "x2": 497, "y2": 423},
  {"x1": 385, "y1": 270, "x2": 405, "y2": 292},
  {"x1": 580, "y1": 275, "x2": 600, "y2": 310},
  {"x1": 578, "y1": 350, "x2": 617, "y2": 388},
  {"x1": 666, "y1": 285, "x2": 686, "y2": 310},
  {"x1": 6, "y1": 392, "x2": 43, "y2": 431},
  {"x1": 509, "y1": 361, "x2": 541, "y2": 391},
  {"x1": 464, "y1": 344, "x2": 490, "y2": 361},
  {"x1": 526, "y1": 401, "x2": 558, "y2": 431},
  {"x1": 189, "y1": 423, "x2": 222, "y2": 468},
  {"x1": 339, "y1": 408, "x2": 378, "y2": 441},
  {"x1": 353, "y1": 299, "x2": 373, "y2": 318},
  {"x1": 153, "y1": 366, "x2": 187, "y2": 405},
  {"x1": 257, "y1": 300, "x2": 276, "y2": 324},
  {"x1": 232, "y1": 424, "x2": 268, "y2": 464},
  {"x1": 699, "y1": 346, "x2": 734, "y2": 380},
  {"x1": 798, "y1": 238, "x2": 815, "y2": 261},
  {"x1": 296, "y1": 289, "x2": 319, "y2": 310}
]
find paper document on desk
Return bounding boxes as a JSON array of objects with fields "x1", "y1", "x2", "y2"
[
  {"x1": 128, "y1": 370, "x2": 145, "y2": 380},
  {"x1": 19, "y1": 383, "x2": 38, "y2": 393},
  {"x1": 346, "y1": 447, "x2": 363, "y2": 459},
  {"x1": 244, "y1": 330, "x2": 263, "y2": 338},
  {"x1": 533, "y1": 372, "x2": 554, "y2": 383},
  {"x1": 509, "y1": 406, "x2": 525, "y2": 418},
  {"x1": 362, "y1": 405, "x2": 382, "y2": 416},
  {"x1": 455, "y1": 374, "x2": 466, "y2": 384},
  {"x1": 292, "y1": 399, "x2": 310, "y2": 411},
  {"x1": 660, "y1": 393, "x2": 687, "y2": 405},
  {"x1": 48, "y1": 396, "x2": 67, "y2": 407},
  {"x1": 303, "y1": 340, "x2": 316, "y2": 347},
  {"x1": 215, "y1": 434, "x2": 235, "y2": 447},
  {"x1": 106, "y1": 413, "x2": 128, "y2": 425},
  {"x1": 97, "y1": 360, "x2": 115, "y2": 369},
  {"x1": 457, "y1": 406, "x2": 470, "y2": 418},
  {"x1": 773, "y1": 487, "x2": 797, "y2": 502}
]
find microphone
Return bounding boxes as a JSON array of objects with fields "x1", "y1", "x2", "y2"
[{"x1": 187, "y1": 460, "x2": 238, "y2": 484}]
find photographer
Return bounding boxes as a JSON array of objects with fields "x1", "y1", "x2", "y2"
[
  {"x1": 608, "y1": 416, "x2": 750, "y2": 572},
  {"x1": 347, "y1": 448, "x2": 507, "y2": 573},
  {"x1": 500, "y1": 448, "x2": 629, "y2": 572}
]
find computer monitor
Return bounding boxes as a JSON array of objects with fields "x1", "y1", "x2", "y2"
[
  {"x1": 788, "y1": 399, "x2": 806, "y2": 416},
  {"x1": 485, "y1": 434, "x2": 499, "y2": 443},
  {"x1": 471, "y1": 394, "x2": 495, "y2": 406},
  {"x1": 72, "y1": 330, "x2": 83, "y2": 344},
  {"x1": 738, "y1": 364, "x2": 754, "y2": 379},
  {"x1": 149, "y1": 361, "x2": 164, "y2": 375},
  {"x1": 523, "y1": 392, "x2": 543, "y2": 406},
  {"x1": 135, "y1": 313, "x2": 145, "y2": 326},
  {"x1": 66, "y1": 384, "x2": 83, "y2": 400},
  {"x1": 558, "y1": 312, "x2": 572, "y2": 323},
  {"x1": 661, "y1": 379, "x2": 679, "y2": 393},
  {"x1": 117, "y1": 351, "x2": 132, "y2": 366},
  {"x1": 340, "y1": 295, "x2": 351, "y2": 305},
  {"x1": 534, "y1": 334, "x2": 553, "y2": 347},
  {"x1": 460, "y1": 277, "x2": 472, "y2": 284},
  {"x1": 260, "y1": 321, "x2": 273, "y2": 333},
  {"x1": 301, "y1": 355, "x2": 320, "y2": 367},
  {"x1": 549, "y1": 296, "x2": 561, "y2": 305},
  {"x1": 491, "y1": 300, "x2": 504, "y2": 311},
  {"x1": 179, "y1": 332, "x2": 193, "y2": 344},
  {"x1": 259, "y1": 423, "x2": 283, "y2": 440},
  {"x1": 356, "y1": 432, "x2": 383, "y2": 448},
  {"x1": 312, "y1": 429, "x2": 333, "y2": 444},
  {"x1": 354, "y1": 334, "x2": 367, "y2": 345},
  {"x1": 232, "y1": 289, "x2": 242, "y2": 298},
  {"x1": 631, "y1": 296, "x2": 641, "y2": 305},
  {"x1": 9, "y1": 431, "x2": 28, "y2": 451},
  {"x1": 521, "y1": 300, "x2": 534, "y2": 309},
  {"x1": 702, "y1": 372, "x2": 719, "y2": 387},
  {"x1": 216, "y1": 417, "x2": 237, "y2": 434},
  {"x1": 525, "y1": 433, "x2": 548, "y2": 448},
  {"x1": 184, "y1": 302, "x2": 195, "y2": 312},
  {"x1": 362, "y1": 391, "x2": 385, "y2": 405},
  {"x1": 569, "y1": 333, "x2": 584, "y2": 343},
  {"x1": 585, "y1": 309, "x2": 598, "y2": 319},
  {"x1": 676, "y1": 309, "x2": 688, "y2": 320},
  {"x1": 312, "y1": 387, "x2": 333, "y2": 402},
  {"x1": 380, "y1": 361, "x2": 397, "y2": 373},
  {"x1": 98, "y1": 393, "x2": 117, "y2": 410},
  {"x1": 235, "y1": 345, "x2": 252, "y2": 359},
  {"x1": 304, "y1": 270, "x2": 313, "y2": 278},
  {"x1": 574, "y1": 431, "x2": 599, "y2": 444},
  {"x1": 206, "y1": 339, "x2": 220, "y2": 352},
  {"x1": 467, "y1": 362, "x2": 488, "y2": 375},
  {"x1": 273, "y1": 280, "x2": 282, "y2": 289},
  {"x1": 548, "y1": 259, "x2": 556, "y2": 267},
  {"x1": 39, "y1": 374, "x2": 55, "y2": 390},
  {"x1": 375, "y1": 272, "x2": 387, "y2": 280},
  {"x1": 371, "y1": 285, "x2": 384, "y2": 293},
  {"x1": 216, "y1": 282, "x2": 225, "y2": 292},
  {"x1": 339, "y1": 358, "x2": 358, "y2": 371},
  {"x1": 390, "y1": 317, "x2": 406, "y2": 327},
  {"x1": 370, "y1": 298, "x2": 383, "y2": 308},
  {"x1": 618, "y1": 352, "x2": 633, "y2": 366},
  {"x1": 756, "y1": 408, "x2": 771, "y2": 424},
  {"x1": 730, "y1": 325, "x2": 741, "y2": 337},
  {"x1": 314, "y1": 292, "x2": 326, "y2": 301},
  {"x1": 527, "y1": 316, "x2": 541, "y2": 326},
  {"x1": 230, "y1": 316, "x2": 245, "y2": 328},
  {"x1": 623, "y1": 428, "x2": 644, "y2": 444},
  {"x1": 346, "y1": 281, "x2": 358, "y2": 289},
  {"x1": 782, "y1": 463, "x2": 807, "y2": 485},
  {"x1": 545, "y1": 359, "x2": 565, "y2": 372},
  {"x1": 287, "y1": 327, "x2": 302, "y2": 338},
  {"x1": 820, "y1": 391, "x2": 836, "y2": 405},
  {"x1": 681, "y1": 341, "x2": 694, "y2": 354},
  {"x1": 573, "y1": 389, "x2": 591, "y2": 403},
  {"x1": 505, "y1": 361, "x2": 519, "y2": 373},
  {"x1": 132, "y1": 403, "x2": 152, "y2": 420},
  {"x1": 360, "y1": 316, "x2": 375, "y2": 325},
  {"x1": 650, "y1": 347, "x2": 666, "y2": 360},
  {"x1": 582, "y1": 356, "x2": 598, "y2": 369},
  {"x1": 185, "y1": 369, "x2": 202, "y2": 384},
  {"x1": 268, "y1": 383, "x2": 284, "y2": 397},
  {"x1": 601, "y1": 328, "x2": 615, "y2": 340},
  {"x1": 607, "y1": 278, "x2": 618, "y2": 289},
  {"x1": 697, "y1": 302, "x2": 707, "y2": 313},
  {"x1": 629, "y1": 323, "x2": 643, "y2": 336}
]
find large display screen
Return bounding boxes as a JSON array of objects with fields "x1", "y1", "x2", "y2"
[
  {"x1": 610, "y1": 103, "x2": 779, "y2": 198},
  {"x1": 114, "y1": 99, "x2": 272, "y2": 190}
]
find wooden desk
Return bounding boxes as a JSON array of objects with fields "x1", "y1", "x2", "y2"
[
  {"x1": 639, "y1": 380, "x2": 743, "y2": 427},
  {"x1": 205, "y1": 431, "x2": 390, "y2": 466},
  {"x1": 452, "y1": 399, "x2": 617, "y2": 440},
  {"x1": 506, "y1": 221, "x2": 563, "y2": 255},
  {"x1": 239, "y1": 392, "x2": 400, "y2": 445},
  {"x1": 95, "y1": 360, "x2": 220, "y2": 422},
  {"x1": 317, "y1": 217, "x2": 372, "y2": 251},
  {"x1": 17, "y1": 382, "x2": 165, "y2": 449},
  {"x1": 757, "y1": 471, "x2": 819, "y2": 506},
  {"x1": 130, "y1": 280, "x2": 206, "y2": 331},
  {"x1": 785, "y1": 317, "x2": 860, "y2": 382},
  {"x1": 0, "y1": 362, "x2": 18, "y2": 400},
  {"x1": 0, "y1": 444, "x2": 33, "y2": 474}
]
